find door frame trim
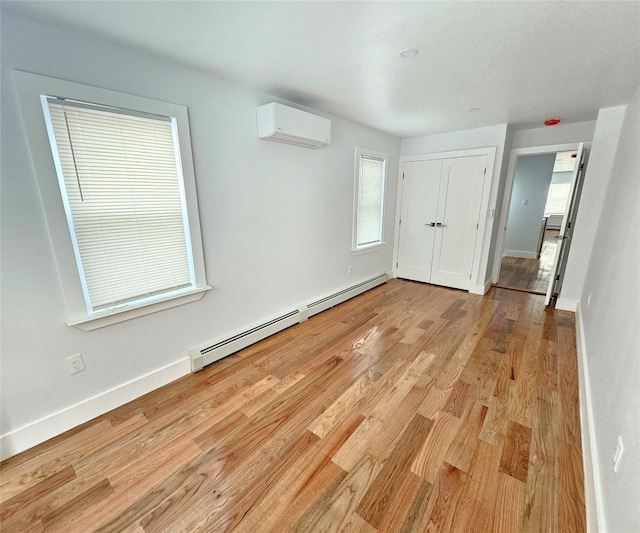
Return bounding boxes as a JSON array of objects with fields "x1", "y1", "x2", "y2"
[
  {"x1": 491, "y1": 143, "x2": 581, "y2": 285},
  {"x1": 393, "y1": 147, "x2": 496, "y2": 294}
]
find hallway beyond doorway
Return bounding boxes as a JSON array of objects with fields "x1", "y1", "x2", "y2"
[{"x1": 495, "y1": 229, "x2": 559, "y2": 294}]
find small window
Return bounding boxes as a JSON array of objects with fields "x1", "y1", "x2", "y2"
[
  {"x1": 15, "y1": 72, "x2": 209, "y2": 329},
  {"x1": 352, "y1": 147, "x2": 387, "y2": 252}
]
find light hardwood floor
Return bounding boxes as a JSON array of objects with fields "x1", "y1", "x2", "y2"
[
  {"x1": 496, "y1": 229, "x2": 559, "y2": 294},
  {"x1": 0, "y1": 279, "x2": 585, "y2": 532}
]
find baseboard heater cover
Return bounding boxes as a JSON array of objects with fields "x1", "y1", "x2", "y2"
[
  {"x1": 189, "y1": 273, "x2": 388, "y2": 372},
  {"x1": 306, "y1": 273, "x2": 388, "y2": 316}
]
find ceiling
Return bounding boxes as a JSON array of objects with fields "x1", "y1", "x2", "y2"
[{"x1": 4, "y1": 1, "x2": 640, "y2": 138}]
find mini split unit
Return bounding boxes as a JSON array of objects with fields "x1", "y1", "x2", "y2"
[{"x1": 256, "y1": 102, "x2": 331, "y2": 148}]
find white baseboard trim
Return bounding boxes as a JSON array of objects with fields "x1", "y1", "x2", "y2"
[
  {"x1": 469, "y1": 278, "x2": 492, "y2": 295},
  {"x1": 1, "y1": 273, "x2": 393, "y2": 460},
  {"x1": 503, "y1": 250, "x2": 538, "y2": 259},
  {"x1": 575, "y1": 303, "x2": 604, "y2": 533},
  {"x1": 556, "y1": 297, "x2": 578, "y2": 312},
  {"x1": 0, "y1": 357, "x2": 191, "y2": 461}
]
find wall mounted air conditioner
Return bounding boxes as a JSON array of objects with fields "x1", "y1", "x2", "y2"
[{"x1": 256, "y1": 102, "x2": 331, "y2": 148}]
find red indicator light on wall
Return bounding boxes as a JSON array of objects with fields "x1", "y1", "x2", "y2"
[{"x1": 544, "y1": 118, "x2": 561, "y2": 126}]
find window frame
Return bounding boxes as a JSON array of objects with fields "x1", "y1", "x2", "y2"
[
  {"x1": 352, "y1": 147, "x2": 388, "y2": 254},
  {"x1": 14, "y1": 71, "x2": 210, "y2": 330}
]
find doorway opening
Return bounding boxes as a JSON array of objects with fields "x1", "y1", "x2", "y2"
[{"x1": 492, "y1": 143, "x2": 587, "y2": 305}]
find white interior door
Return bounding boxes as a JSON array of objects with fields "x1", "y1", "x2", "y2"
[
  {"x1": 396, "y1": 160, "x2": 442, "y2": 283},
  {"x1": 545, "y1": 143, "x2": 585, "y2": 305},
  {"x1": 431, "y1": 155, "x2": 487, "y2": 290}
]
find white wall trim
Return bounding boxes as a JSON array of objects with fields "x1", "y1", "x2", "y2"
[
  {"x1": 555, "y1": 297, "x2": 578, "y2": 312},
  {"x1": 0, "y1": 357, "x2": 191, "y2": 461},
  {"x1": 469, "y1": 278, "x2": 492, "y2": 295},
  {"x1": 0, "y1": 273, "x2": 393, "y2": 460},
  {"x1": 575, "y1": 303, "x2": 604, "y2": 533},
  {"x1": 503, "y1": 250, "x2": 538, "y2": 260},
  {"x1": 492, "y1": 143, "x2": 581, "y2": 283}
]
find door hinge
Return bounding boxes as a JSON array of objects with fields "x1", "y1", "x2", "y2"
[
  {"x1": 399, "y1": 219, "x2": 402, "y2": 226},
  {"x1": 556, "y1": 274, "x2": 560, "y2": 281},
  {"x1": 476, "y1": 223, "x2": 479, "y2": 230},
  {"x1": 396, "y1": 262, "x2": 398, "y2": 268},
  {"x1": 567, "y1": 221, "x2": 571, "y2": 229},
  {"x1": 469, "y1": 274, "x2": 472, "y2": 280},
  {"x1": 580, "y1": 163, "x2": 584, "y2": 170},
  {"x1": 484, "y1": 167, "x2": 487, "y2": 175},
  {"x1": 402, "y1": 173, "x2": 405, "y2": 180}
]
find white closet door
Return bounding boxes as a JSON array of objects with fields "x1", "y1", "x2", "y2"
[
  {"x1": 431, "y1": 155, "x2": 487, "y2": 290},
  {"x1": 396, "y1": 159, "x2": 442, "y2": 283}
]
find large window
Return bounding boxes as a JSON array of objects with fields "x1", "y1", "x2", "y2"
[
  {"x1": 352, "y1": 147, "x2": 387, "y2": 252},
  {"x1": 15, "y1": 72, "x2": 209, "y2": 330}
]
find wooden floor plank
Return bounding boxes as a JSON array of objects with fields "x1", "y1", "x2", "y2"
[
  {"x1": 411, "y1": 411, "x2": 461, "y2": 483},
  {"x1": 0, "y1": 279, "x2": 585, "y2": 532},
  {"x1": 375, "y1": 472, "x2": 429, "y2": 533},
  {"x1": 499, "y1": 420, "x2": 533, "y2": 483},
  {"x1": 355, "y1": 414, "x2": 433, "y2": 528},
  {"x1": 489, "y1": 472, "x2": 526, "y2": 533},
  {"x1": 445, "y1": 402, "x2": 488, "y2": 473},
  {"x1": 294, "y1": 454, "x2": 380, "y2": 533},
  {"x1": 421, "y1": 462, "x2": 468, "y2": 532},
  {"x1": 557, "y1": 439, "x2": 586, "y2": 533}
]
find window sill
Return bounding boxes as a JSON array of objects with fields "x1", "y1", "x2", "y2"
[
  {"x1": 351, "y1": 242, "x2": 386, "y2": 255},
  {"x1": 67, "y1": 286, "x2": 212, "y2": 331}
]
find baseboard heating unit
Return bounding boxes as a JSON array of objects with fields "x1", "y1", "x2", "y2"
[{"x1": 189, "y1": 273, "x2": 389, "y2": 372}]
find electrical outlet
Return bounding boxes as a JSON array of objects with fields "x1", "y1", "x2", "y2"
[
  {"x1": 612, "y1": 436, "x2": 624, "y2": 472},
  {"x1": 66, "y1": 353, "x2": 85, "y2": 375}
]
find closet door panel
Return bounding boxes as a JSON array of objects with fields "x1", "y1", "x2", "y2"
[
  {"x1": 396, "y1": 160, "x2": 442, "y2": 283},
  {"x1": 431, "y1": 155, "x2": 487, "y2": 290}
]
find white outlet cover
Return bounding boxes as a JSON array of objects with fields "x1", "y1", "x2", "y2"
[
  {"x1": 66, "y1": 353, "x2": 85, "y2": 375},
  {"x1": 613, "y1": 436, "x2": 624, "y2": 472}
]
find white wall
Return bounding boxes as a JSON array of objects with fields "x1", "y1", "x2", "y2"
[
  {"x1": 0, "y1": 11, "x2": 400, "y2": 456},
  {"x1": 511, "y1": 120, "x2": 596, "y2": 149},
  {"x1": 578, "y1": 85, "x2": 639, "y2": 533},
  {"x1": 504, "y1": 153, "x2": 556, "y2": 257},
  {"x1": 559, "y1": 106, "x2": 627, "y2": 307},
  {"x1": 400, "y1": 123, "x2": 509, "y2": 287},
  {"x1": 401, "y1": 124, "x2": 508, "y2": 157}
]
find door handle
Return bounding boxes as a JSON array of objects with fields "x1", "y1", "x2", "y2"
[
  {"x1": 425, "y1": 222, "x2": 436, "y2": 227},
  {"x1": 436, "y1": 222, "x2": 446, "y2": 227}
]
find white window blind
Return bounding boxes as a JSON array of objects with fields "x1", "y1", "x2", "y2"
[
  {"x1": 356, "y1": 155, "x2": 385, "y2": 248},
  {"x1": 45, "y1": 98, "x2": 193, "y2": 311}
]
